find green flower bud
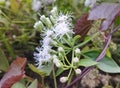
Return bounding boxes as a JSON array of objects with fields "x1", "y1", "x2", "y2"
[
  {"x1": 50, "y1": 7, "x2": 58, "y2": 18},
  {"x1": 34, "y1": 21, "x2": 44, "y2": 32},
  {"x1": 50, "y1": 15, "x2": 56, "y2": 24},
  {"x1": 40, "y1": 15, "x2": 52, "y2": 28}
]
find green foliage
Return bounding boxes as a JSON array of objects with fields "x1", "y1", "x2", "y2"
[
  {"x1": 0, "y1": 47, "x2": 9, "y2": 72},
  {"x1": 78, "y1": 58, "x2": 98, "y2": 67},
  {"x1": 28, "y1": 62, "x2": 54, "y2": 77},
  {"x1": 28, "y1": 79, "x2": 38, "y2": 88},
  {"x1": 11, "y1": 82, "x2": 26, "y2": 88},
  {"x1": 83, "y1": 50, "x2": 120, "y2": 73}
]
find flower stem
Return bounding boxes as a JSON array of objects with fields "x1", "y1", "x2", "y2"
[
  {"x1": 41, "y1": 76, "x2": 45, "y2": 88},
  {"x1": 53, "y1": 67, "x2": 57, "y2": 88}
]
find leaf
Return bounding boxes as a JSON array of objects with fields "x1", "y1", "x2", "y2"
[
  {"x1": 78, "y1": 58, "x2": 98, "y2": 67},
  {"x1": 56, "y1": 68, "x2": 64, "y2": 76},
  {"x1": 28, "y1": 64, "x2": 47, "y2": 77},
  {"x1": 0, "y1": 57, "x2": 27, "y2": 88},
  {"x1": 11, "y1": 82, "x2": 26, "y2": 88},
  {"x1": 0, "y1": 47, "x2": 9, "y2": 72},
  {"x1": 83, "y1": 50, "x2": 120, "y2": 73},
  {"x1": 114, "y1": 15, "x2": 120, "y2": 27},
  {"x1": 74, "y1": 13, "x2": 93, "y2": 39},
  {"x1": 28, "y1": 79, "x2": 38, "y2": 88},
  {"x1": 88, "y1": 3, "x2": 120, "y2": 31},
  {"x1": 38, "y1": 62, "x2": 54, "y2": 76},
  {"x1": 73, "y1": 35, "x2": 81, "y2": 43}
]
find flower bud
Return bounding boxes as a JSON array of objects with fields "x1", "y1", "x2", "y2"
[
  {"x1": 40, "y1": 15, "x2": 52, "y2": 28},
  {"x1": 50, "y1": 15, "x2": 56, "y2": 24},
  {"x1": 75, "y1": 48, "x2": 81, "y2": 54},
  {"x1": 53, "y1": 55, "x2": 61, "y2": 67},
  {"x1": 55, "y1": 62, "x2": 61, "y2": 67},
  {"x1": 51, "y1": 7, "x2": 58, "y2": 18},
  {"x1": 75, "y1": 68, "x2": 81, "y2": 75},
  {"x1": 60, "y1": 77, "x2": 68, "y2": 83},
  {"x1": 58, "y1": 47, "x2": 64, "y2": 52},
  {"x1": 34, "y1": 21, "x2": 44, "y2": 31},
  {"x1": 73, "y1": 57, "x2": 79, "y2": 63},
  {"x1": 50, "y1": 40, "x2": 58, "y2": 46}
]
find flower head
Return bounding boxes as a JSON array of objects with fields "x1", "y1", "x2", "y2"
[
  {"x1": 34, "y1": 47, "x2": 51, "y2": 68},
  {"x1": 53, "y1": 55, "x2": 61, "y2": 67},
  {"x1": 60, "y1": 77, "x2": 68, "y2": 83},
  {"x1": 73, "y1": 57, "x2": 79, "y2": 63},
  {"x1": 75, "y1": 68, "x2": 82, "y2": 75},
  {"x1": 75, "y1": 48, "x2": 81, "y2": 54}
]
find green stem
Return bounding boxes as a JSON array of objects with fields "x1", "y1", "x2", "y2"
[
  {"x1": 67, "y1": 71, "x2": 74, "y2": 85},
  {"x1": 0, "y1": 31, "x2": 15, "y2": 59},
  {"x1": 53, "y1": 67, "x2": 57, "y2": 88},
  {"x1": 0, "y1": 10, "x2": 10, "y2": 21},
  {"x1": 64, "y1": 55, "x2": 71, "y2": 65},
  {"x1": 74, "y1": 32, "x2": 99, "y2": 49},
  {"x1": 41, "y1": 76, "x2": 45, "y2": 88},
  {"x1": 67, "y1": 48, "x2": 75, "y2": 84},
  {"x1": 12, "y1": 20, "x2": 33, "y2": 24}
]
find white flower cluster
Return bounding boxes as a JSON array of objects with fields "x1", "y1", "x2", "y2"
[{"x1": 34, "y1": 7, "x2": 73, "y2": 69}]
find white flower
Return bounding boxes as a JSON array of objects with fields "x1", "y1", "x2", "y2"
[
  {"x1": 34, "y1": 47, "x2": 51, "y2": 67},
  {"x1": 45, "y1": 30, "x2": 54, "y2": 37},
  {"x1": 60, "y1": 77, "x2": 68, "y2": 83},
  {"x1": 84, "y1": 0, "x2": 99, "y2": 8},
  {"x1": 75, "y1": 68, "x2": 82, "y2": 75},
  {"x1": 73, "y1": 57, "x2": 79, "y2": 63},
  {"x1": 32, "y1": 0, "x2": 42, "y2": 12},
  {"x1": 75, "y1": 48, "x2": 81, "y2": 54},
  {"x1": 53, "y1": 22, "x2": 73, "y2": 38},
  {"x1": 51, "y1": 13, "x2": 73, "y2": 38},
  {"x1": 42, "y1": 36, "x2": 52, "y2": 46}
]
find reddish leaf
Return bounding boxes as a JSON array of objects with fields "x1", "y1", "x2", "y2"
[
  {"x1": 74, "y1": 13, "x2": 93, "y2": 39},
  {"x1": 0, "y1": 57, "x2": 27, "y2": 88},
  {"x1": 88, "y1": 3, "x2": 120, "y2": 31}
]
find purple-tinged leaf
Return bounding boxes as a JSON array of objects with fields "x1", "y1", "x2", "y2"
[
  {"x1": 0, "y1": 57, "x2": 27, "y2": 88},
  {"x1": 74, "y1": 13, "x2": 93, "y2": 39},
  {"x1": 88, "y1": 3, "x2": 120, "y2": 31}
]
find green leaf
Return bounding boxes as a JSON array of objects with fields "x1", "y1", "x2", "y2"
[
  {"x1": 28, "y1": 79, "x2": 38, "y2": 88},
  {"x1": 28, "y1": 64, "x2": 47, "y2": 77},
  {"x1": 78, "y1": 58, "x2": 98, "y2": 67},
  {"x1": 0, "y1": 47, "x2": 9, "y2": 72},
  {"x1": 73, "y1": 35, "x2": 81, "y2": 43},
  {"x1": 83, "y1": 50, "x2": 120, "y2": 73},
  {"x1": 114, "y1": 15, "x2": 120, "y2": 27},
  {"x1": 97, "y1": 56, "x2": 120, "y2": 73},
  {"x1": 56, "y1": 67, "x2": 64, "y2": 76},
  {"x1": 28, "y1": 62, "x2": 53, "y2": 76},
  {"x1": 11, "y1": 82, "x2": 26, "y2": 88},
  {"x1": 39, "y1": 62, "x2": 54, "y2": 76}
]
